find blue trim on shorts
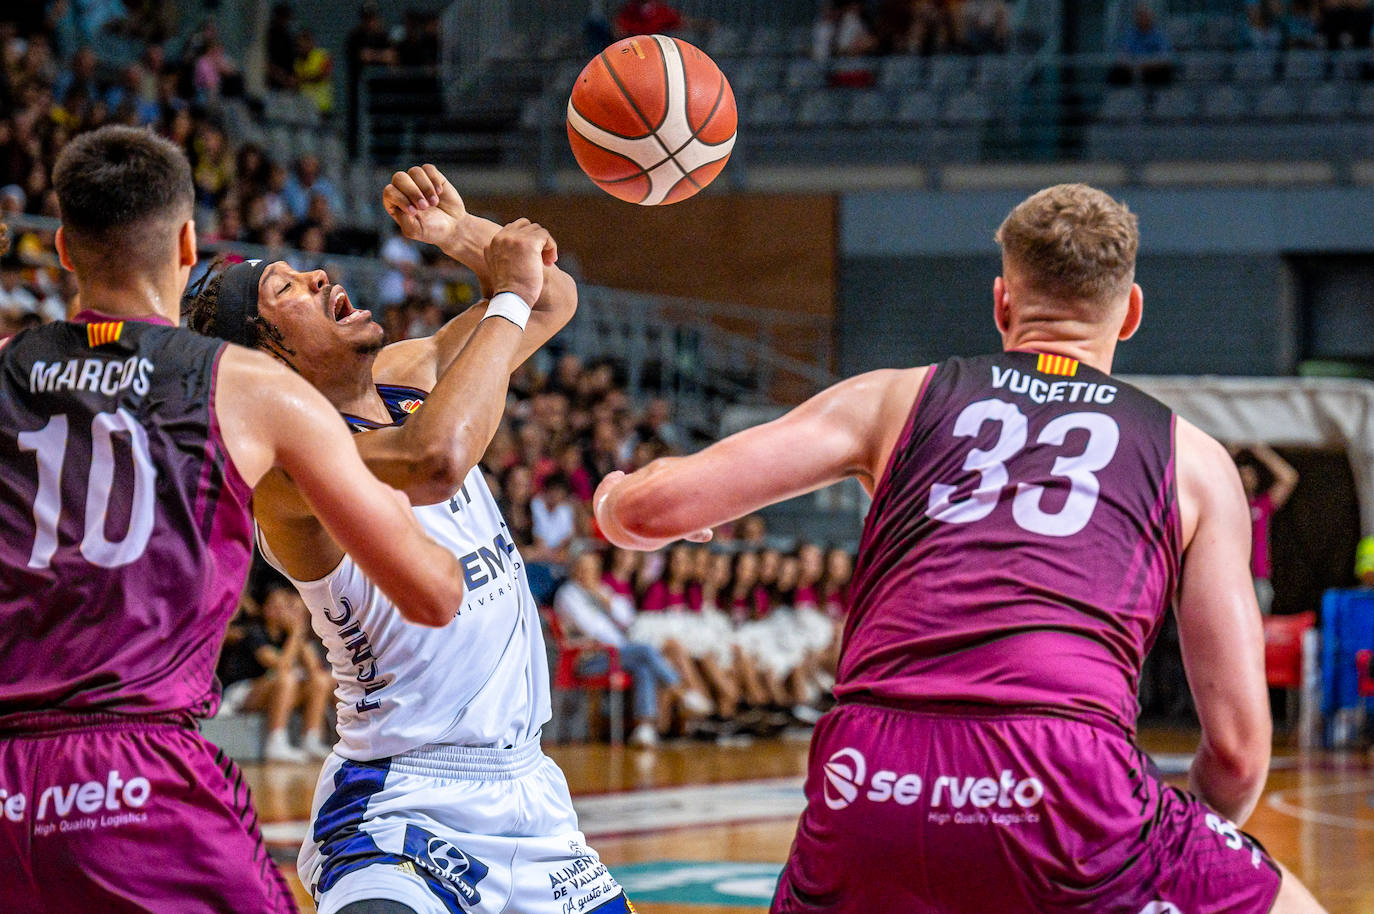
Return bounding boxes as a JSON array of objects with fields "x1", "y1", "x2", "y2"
[
  {"x1": 584, "y1": 890, "x2": 633, "y2": 914},
  {"x1": 312, "y1": 759, "x2": 483, "y2": 914},
  {"x1": 315, "y1": 759, "x2": 406, "y2": 894}
]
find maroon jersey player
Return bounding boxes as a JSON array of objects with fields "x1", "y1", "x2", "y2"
[
  {"x1": 0, "y1": 126, "x2": 465, "y2": 913},
  {"x1": 594, "y1": 184, "x2": 1325, "y2": 913}
]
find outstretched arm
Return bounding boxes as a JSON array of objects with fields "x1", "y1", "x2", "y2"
[
  {"x1": 594, "y1": 368, "x2": 927, "y2": 551},
  {"x1": 1176, "y1": 420, "x2": 1272, "y2": 824},
  {"x1": 373, "y1": 164, "x2": 578, "y2": 388},
  {"x1": 216, "y1": 346, "x2": 466, "y2": 626}
]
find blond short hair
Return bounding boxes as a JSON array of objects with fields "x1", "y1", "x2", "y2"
[{"x1": 995, "y1": 184, "x2": 1139, "y2": 315}]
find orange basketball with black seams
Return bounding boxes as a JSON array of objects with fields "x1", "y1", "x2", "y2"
[{"x1": 567, "y1": 35, "x2": 737, "y2": 206}]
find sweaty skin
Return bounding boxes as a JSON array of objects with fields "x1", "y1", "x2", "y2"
[
  {"x1": 250, "y1": 165, "x2": 575, "y2": 585},
  {"x1": 52, "y1": 205, "x2": 466, "y2": 628},
  {"x1": 594, "y1": 271, "x2": 1269, "y2": 826}
]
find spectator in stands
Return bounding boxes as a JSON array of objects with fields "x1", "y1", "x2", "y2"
[
  {"x1": 397, "y1": 9, "x2": 440, "y2": 67},
  {"x1": 191, "y1": 123, "x2": 233, "y2": 210},
  {"x1": 1111, "y1": 2, "x2": 1174, "y2": 86},
  {"x1": 1233, "y1": 443, "x2": 1298, "y2": 616},
  {"x1": 554, "y1": 548, "x2": 705, "y2": 747},
  {"x1": 961, "y1": 0, "x2": 1011, "y2": 53},
  {"x1": 613, "y1": 0, "x2": 684, "y2": 38},
  {"x1": 54, "y1": 45, "x2": 99, "y2": 106},
  {"x1": 1246, "y1": 0, "x2": 1286, "y2": 48},
  {"x1": 294, "y1": 29, "x2": 334, "y2": 115},
  {"x1": 192, "y1": 34, "x2": 240, "y2": 102},
  {"x1": 812, "y1": 0, "x2": 879, "y2": 62},
  {"x1": 1357, "y1": 535, "x2": 1374, "y2": 586},
  {"x1": 283, "y1": 153, "x2": 342, "y2": 222},
  {"x1": 266, "y1": 3, "x2": 297, "y2": 91},
  {"x1": 532, "y1": 473, "x2": 580, "y2": 560},
  {"x1": 216, "y1": 584, "x2": 336, "y2": 763},
  {"x1": 345, "y1": 1, "x2": 396, "y2": 150},
  {"x1": 1282, "y1": 0, "x2": 1325, "y2": 47}
]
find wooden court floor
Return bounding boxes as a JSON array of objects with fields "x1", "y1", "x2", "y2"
[{"x1": 243, "y1": 728, "x2": 1374, "y2": 913}]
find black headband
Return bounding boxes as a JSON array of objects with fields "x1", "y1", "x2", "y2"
[{"x1": 204, "y1": 258, "x2": 268, "y2": 348}]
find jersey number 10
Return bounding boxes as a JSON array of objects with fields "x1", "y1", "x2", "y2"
[
  {"x1": 927, "y1": 398, "x2": 1121, "y2": 538},
  {"x1": 19, "y1": 409, "x2": 157, "y2": 570}
]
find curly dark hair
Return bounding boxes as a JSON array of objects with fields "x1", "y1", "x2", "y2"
[{"x1": 184, "y1": 257, "x2": 296, "y2": 364}]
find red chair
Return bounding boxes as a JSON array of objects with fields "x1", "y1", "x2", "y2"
[
  {"x1": 1264, "y1": 611, "x2": 1315, "y2": 690},
  {"x1": 1264, "y1": 611, "x2": 1316, "y2": 734},
  {"x1": 541, "y1": 608, "x2": 631, "y2": 744}
]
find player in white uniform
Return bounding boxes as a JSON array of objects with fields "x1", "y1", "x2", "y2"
[{"x1": 189, "y1": 165, "x2": 630, "y2": 914}]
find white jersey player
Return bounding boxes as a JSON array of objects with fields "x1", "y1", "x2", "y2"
[{"x1": 189, "y1": 165, "x2": 630, "y2": 914}]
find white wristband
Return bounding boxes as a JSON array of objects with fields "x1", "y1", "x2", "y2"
[{"x1": 483, "y1": 292, "x2": 531, "y2": 331}]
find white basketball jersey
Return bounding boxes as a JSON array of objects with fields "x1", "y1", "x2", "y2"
[{"x1": 258, "y1": 465, "x2": 551, "y2": 761}]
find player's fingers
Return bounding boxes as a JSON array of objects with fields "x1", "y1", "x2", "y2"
[
  {"x1": 382, "y1": 186, "x2": 421, "y2": 232},
  {"x1": 390, "y1": 170, "x2": 425, "y2": 211},
  {"x1": 407, "y1": 165, "x2": 438, "y2": 206},
  {"x1": 421, "y1": 163, "x2": 452, "y2": 202}
]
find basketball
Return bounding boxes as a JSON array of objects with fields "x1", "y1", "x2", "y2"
[{"x1": 566, "y1": 35, "x2": 737, "y2": 206}]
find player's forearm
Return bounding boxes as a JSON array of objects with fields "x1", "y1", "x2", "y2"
[
  {"x1": 1188, "y1": 739, "x2": 1267, "y2": 825},
  {"x1": 439, "y1": 215, "x2": 501, "y2": 294},
  {"x1": 397, "y1": 315, "x2": 524, "y2": 500}
]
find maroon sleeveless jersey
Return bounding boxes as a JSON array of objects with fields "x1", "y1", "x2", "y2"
[
  {"x1": 838, "y1": 351, "x2": 1181, "y2": 735},
  {"x1": 0, "y1": 312, "x2": 253, "y2": 719}
]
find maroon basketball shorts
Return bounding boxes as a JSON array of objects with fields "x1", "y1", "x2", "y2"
[
  {"x1": 773, "y1": 701, "x2": 1282, "y2": 914},
  {"x1": 0, "y1": 711, "x2": 295, "y2": 913}
]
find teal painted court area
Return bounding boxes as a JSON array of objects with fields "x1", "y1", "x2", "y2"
[{"x1": 614, "y1": 861, "x2": 783, "y2": 906}]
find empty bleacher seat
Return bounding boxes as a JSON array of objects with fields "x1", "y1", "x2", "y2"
[
  {"x1": 1098, "y1": 87, "x2": 1146, "y2": 123},
  {"x1": 878, "y1": 55, "x2": 924, "y2": 91},
  {"x1": 1201, "y1": 84, "x2": 1248, "y2": 121},
  {"x1": 1354, "y1": 84, "x2": 1374, "y2": 118},
  {"x1": 1165, "y1": 16, "x2": 1198, "y2": 51},
  {"x1": 942, "y1": 88, "x2": 992, "y2": 126},
  {"x1": 1233, "y1": 50, "x2": 1279, "y2": 82},
  {"x1": 797, "y1": 90, "x2": 846, "y2": 128},
  {"x1": 1149, "y1": 85, "x2": 1200, "y2": 122},
  {"x1": 1283, "y1": 49, "x2": 1327, "y2": 82},
  {"x1": 1255, "y1": 84, "x2": 1300, "y2": 119},
  {"x1": 1179, "y1": 51, "x2": 1228, "y2": 83},
  {"x1": 846, "y1": 90, "x2": 893, "y2": 127},
  {"x1": 705, "y1": 27, "x2": 743, "y2": 58},
  {"x1": 746, "y1": 28, "x2": 784, "y2": 56},
  {"x1": 927, "y1": 55, "x2": 973, "y2": 91},
  {"x1": 785, "y1": 58, "x2": 827, "y2": 93},
  {"x1": 1305, "y1": 82, "x2": 1350, "y2": 119},
  {"x1": 974, "y1": 54, "x2": 1033, "y2": 90},
  {"x1": 893, "y1": 89, "x2": 940, "y2": 126},
  {"x1": 725, "y1": 57, "x2": 783, "y2": 96},
  {"x1": 747, "y1": 92, "x2": 792, "y2": 129}
]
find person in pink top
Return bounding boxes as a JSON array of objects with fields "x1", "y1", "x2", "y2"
[
  {"x1": 593, "y1": 184, "x2": 1325, "y2": 913},
  {"x1": 1233, "y1": 442, "x2": 1298, "y2": 615}
]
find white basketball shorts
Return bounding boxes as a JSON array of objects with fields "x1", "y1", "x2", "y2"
[{"x1": 300, "y1": 739, "x2": 631, "y2": 914}]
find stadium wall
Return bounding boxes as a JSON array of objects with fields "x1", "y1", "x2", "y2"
[{"x1": 837, "y1": 185, "x2": 1374, "y2": 376}]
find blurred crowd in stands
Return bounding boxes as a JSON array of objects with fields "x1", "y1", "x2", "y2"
[
  {"x1": 812, "y1": 0, "x2": 1014, "y2": 60},
  {"x1": 226, "y1": 345, "x2": 858, "y2": 755}
]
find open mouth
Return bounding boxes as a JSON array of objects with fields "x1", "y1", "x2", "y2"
[{"x1": 329, "y1": 284, "x2": 370, "y2": 326}]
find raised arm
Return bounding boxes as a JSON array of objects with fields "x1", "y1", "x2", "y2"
[
  {"x1": 352, "y1": 219, "x2": 557, "y2": 504},
  {"x1": 595, "y1": 367, "x2": 927, "y2": 551},
  {"x1": 372, "y1": 164, "x2": 578, "y2": 388},
  {"x1": 1250, "y1": 442, "x2": 1298, "y2": 510},
  {"x1": 1176, "y1": 419, "x2": 1272, "y2": 824},
  {"x1": 215, "y1": 345, "x2": 465, "y2": 626}
]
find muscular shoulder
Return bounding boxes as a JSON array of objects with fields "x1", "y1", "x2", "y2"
[
  {"x1": 371, "y1": 336, "x2": 438, "y2": 390},
  {"x1": 1174, "y1": 416, "x2": 1247, "y2": 549}
]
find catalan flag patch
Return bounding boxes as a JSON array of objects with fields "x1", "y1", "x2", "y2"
[
  {"x1": 398, "y1": 398, "x2": 422, "y2": 414},
  {"x1": 86, "y1": 321, "x2": 125, "y2": 348},
  {"x1": 1036, "y1": 353, "x2": 1078, "y2": 377}
]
